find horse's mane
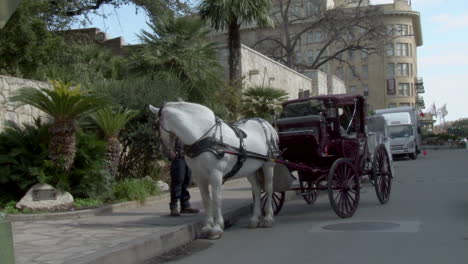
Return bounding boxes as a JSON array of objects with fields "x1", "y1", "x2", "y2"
[{"x1": 166, "y1": 102, "x2": 215, "y2": 119}]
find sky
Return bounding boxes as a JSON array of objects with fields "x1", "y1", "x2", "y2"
[{"x1": 71, "y1": 0, "x2": 468, "y2": 122}]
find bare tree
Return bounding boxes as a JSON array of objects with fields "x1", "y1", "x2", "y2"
[{"x1": 252, "y1": 0, "x2": 392, "y2": 73}]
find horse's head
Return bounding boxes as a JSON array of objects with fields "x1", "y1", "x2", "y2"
[{"x1": 149, "y1": 104, "x2": 176, "y2": 159}]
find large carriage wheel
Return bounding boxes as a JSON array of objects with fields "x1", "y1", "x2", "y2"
[
  {"x1": 300, "y1": 180, "x2": 318, "y2": 205},
  {"x1": 373, "y1": 145, "x2": 393, "y2": 204},
  {"x1": 327, "y1": 159, "x2": 360, "y2": 218},
  {"x1": 261, "y1": 191, "x2": 285, "y2": 216}
]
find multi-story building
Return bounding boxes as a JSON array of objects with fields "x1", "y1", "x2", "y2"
[{"x1": 210, "y1": 0, "x2": 424, "y2": 111}]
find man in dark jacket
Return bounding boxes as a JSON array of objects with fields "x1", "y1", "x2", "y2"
[{"x1": 169, "y1": 138, "x2": 199, "y2": 216}]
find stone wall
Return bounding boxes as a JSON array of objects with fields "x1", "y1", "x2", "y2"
[
  {"x1": 0, "y1": 75, "x2": 48, "y2": 131},
  {"x1": 239, "y1": 45, "x2": 313, "y2": 100},
  {"x1": 327, "y1": 75, "x2": 346, "y2": 95}
]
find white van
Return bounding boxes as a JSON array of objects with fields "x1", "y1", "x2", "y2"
[{"x1": 375, "y1": 107, "x2": 421, "y2": 159}]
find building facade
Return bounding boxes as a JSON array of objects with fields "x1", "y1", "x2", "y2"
[{"x1": 210, "y1": 0, "x2": 424, "y2": 111}]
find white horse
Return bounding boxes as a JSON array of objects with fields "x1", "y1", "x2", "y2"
[{"x1": 150, "y1": 102, "x2": 279, "y2": 239}]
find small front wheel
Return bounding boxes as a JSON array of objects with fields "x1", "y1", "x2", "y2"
[
  {"x1": 261, "y1": 191, "x2": 285, "y2": 216},
  {"x1": 300, "y1": 180, "x2": 319, "y2": 205},
  {"x1": 327, "y1": 159, "x2": 360, "y2": 218}
]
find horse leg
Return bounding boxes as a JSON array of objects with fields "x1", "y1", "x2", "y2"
[
  {"x1": 247, "y1": 173, "x2": 262, "y2": 228},
  {"x1": 261, "y1": 163, "x2": 275, "y2": 228},
  {"x1": 210, "y1": 174, "x2": 224, "y2": 239},
  {"x1": 197, "y1": 178, "x2": 215, "y2": 238}
]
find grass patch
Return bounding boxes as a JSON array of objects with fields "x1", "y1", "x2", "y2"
[
  {"x1": 73, "y1": 198, "x2": 103, "y2": 209},
  {"x1": 113, "y1": 178, "x2": 159, "y2": 204},
  {"x1": 0, "y1": 201, "x2": 33, "y2": 214}
]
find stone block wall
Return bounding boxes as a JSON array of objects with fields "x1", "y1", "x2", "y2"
[
  {"x1": 327, "y1": 75, "x2": 346, "y2": 95},
  {"x1": 0, "y1": 75, "x2": 48, "y2": 131},
  {"x1": 239, "y1": 45, "x2": 314, "y2": 99}
]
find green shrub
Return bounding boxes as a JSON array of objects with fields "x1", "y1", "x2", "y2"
[
  {"x1": 113, "y1": 178, "x2": 159, "y2": 203},
  {"x1": 68, "y1": 131, "x2": 113, "y2": 200},
  {"x1": 0, "y1": 119, "x2": 111, "y2": 200},
  {"x1": 0, "y1": 119, "x2": 50, "y2": 200}
]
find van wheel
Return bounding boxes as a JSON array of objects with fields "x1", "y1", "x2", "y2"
[{"x1": 409, "y1": 152, "x2": 417, "y2": 160}]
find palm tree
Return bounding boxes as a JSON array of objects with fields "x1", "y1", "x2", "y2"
[
  {"x1": 199, "y1": 0, "x2": 273, "y2": 88},
  {"x1": 90, "y1": 107, "x2": 137, "y2": 179},
  {"x1": 242, "y1": 86, "x2": 288, "y2": 120},
  {"x1": 129, "y1": 15, "x2": 223, "y2": 103},
  {"x1": 10, "y1": 80, "x2": 109, "y2": 171}
]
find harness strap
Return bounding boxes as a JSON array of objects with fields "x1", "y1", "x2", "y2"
[{"x1": 222, "y1": 126, "x2": 247, "y2": 184}]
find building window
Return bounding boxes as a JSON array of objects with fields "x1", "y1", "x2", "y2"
[
  {"x1": 296, "y1": 50, "x2": 302, "y2": 63},
  {"x1": 303, "y1": 90, "x2": 310, "y2": 98},
  {"x1": 398, "y1": 83, "x2": 411, "y2": 96},
  {"x1": 336, "y1": 66, "x2": 344, "y2": 80},
  {"x1": 396, "y1": 43, "x2": 409, "y2": 56},
  {"x1": 298, "y1": 89, "x2": 303, "y2": 98},
  {"x1": 306, "y1": 2, "x2": 315, "y2": 16},
  {"x1": 386, "y1": 24, "x2": 395, "y2": 35},
  {"x1": 361, "y1": 65, "x2": 368, "y2": 79},
  {"x1": 397, "y1": 63, "x2": 410, "y2": 76},
  {"x1": 400, "y1": 103, "x2": 411, "y2": 107},
  {"x1": 396, "y1": 24, "x2": 409, "y2": 36},
  {"x1": 307, "y1": 32, "x2": 313, "y2": 43},
  {"x1": 307, "y1": 50, "x2": 314, "y2": 65},
  {"x1": 388, "y1": 103, "x2": 397, "y2": 108},
  {"x1": 387, "y1": 79, "x2": 396, "y2": 95},
  {"x1": 361, "y1": 50, "x2": 368, "y2": 59},
  {"x1": 386, "y1": 43, "x2": 394, "y2": 56},
  {"x1": 363, "y1": 85, "x2": 369, "y2": 96},
  {"x1": 386, "y1": 63, "x2": 395, "y2": 78},
  {"x1": 314, "y1": 31, "x2": 322, "y2": 42}
]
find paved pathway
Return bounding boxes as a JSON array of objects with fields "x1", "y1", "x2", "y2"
[{"x1": 12, "y1": 179, "x2": 255, "y2": 264}]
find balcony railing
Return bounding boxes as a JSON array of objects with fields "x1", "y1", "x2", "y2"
[{"x1": 415, "y1": 77, "x2": 424, "y2": 93}]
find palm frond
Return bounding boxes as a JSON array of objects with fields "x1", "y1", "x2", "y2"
[
  {"x1": 10, "y1": 80, "x2": 111, "y2": 121},
  {"x1": 90, "y1": 107, "x2": 138, "y2": 138}
]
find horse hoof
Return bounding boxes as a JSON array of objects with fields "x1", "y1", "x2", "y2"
[
  {"x1": 260, "y1": 219, "x2": 274, "y2": 228},
  {"x1": 208, "y1": 230, "x2": 223, "y2": 240},
  {"x1": 248, "y1": 220, "x2": 260, "y2": 229}
]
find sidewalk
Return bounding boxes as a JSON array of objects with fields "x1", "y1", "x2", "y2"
[{"x1": 11, "y1": 179, "x2": 259, "y2": 264}]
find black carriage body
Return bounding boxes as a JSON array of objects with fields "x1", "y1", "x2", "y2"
[{"x1": 277, "y1": 94, "x2": 367, "y2": 178}]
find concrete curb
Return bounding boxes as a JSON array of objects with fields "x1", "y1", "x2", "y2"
[
  {"x1": 70, "y1": 201, "x2": 254, "y2": 264},
  {"x1": 7, "y1": 193, "x2": 170, "y2": 222},
  {"x1": 421, "y1": 145, "x2": 466, "y2": 150},
  {"x1": 69, "y1": 191, "x2": 296, "y2": 264}
]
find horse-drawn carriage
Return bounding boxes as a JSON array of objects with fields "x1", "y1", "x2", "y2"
[
  {"x1": 263, "y1": 94, "x2": 393, "y2": 218},
  {"x1": 152, "y1": 94, "x2": 393, "y2": 239}
]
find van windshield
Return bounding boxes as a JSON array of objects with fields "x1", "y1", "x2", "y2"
[{"x1": 389, "y1": 125, "x2": 413, "y2": 138}]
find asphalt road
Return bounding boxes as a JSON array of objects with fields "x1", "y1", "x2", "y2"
[{"x1": 148, "y1": 149, "x2": 468, "y2": 264}]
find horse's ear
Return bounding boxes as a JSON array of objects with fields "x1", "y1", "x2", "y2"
[
  {"x1": 149, "y1": 105, "x2": 159, "y2": 115},
  {"x1": 176, "y1": 97, "x2": 184, "y2": 102}
]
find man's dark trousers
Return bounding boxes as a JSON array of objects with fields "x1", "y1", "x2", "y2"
[{"x1": 169, "y1": 157, "x2": 191, "y2": 210}]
